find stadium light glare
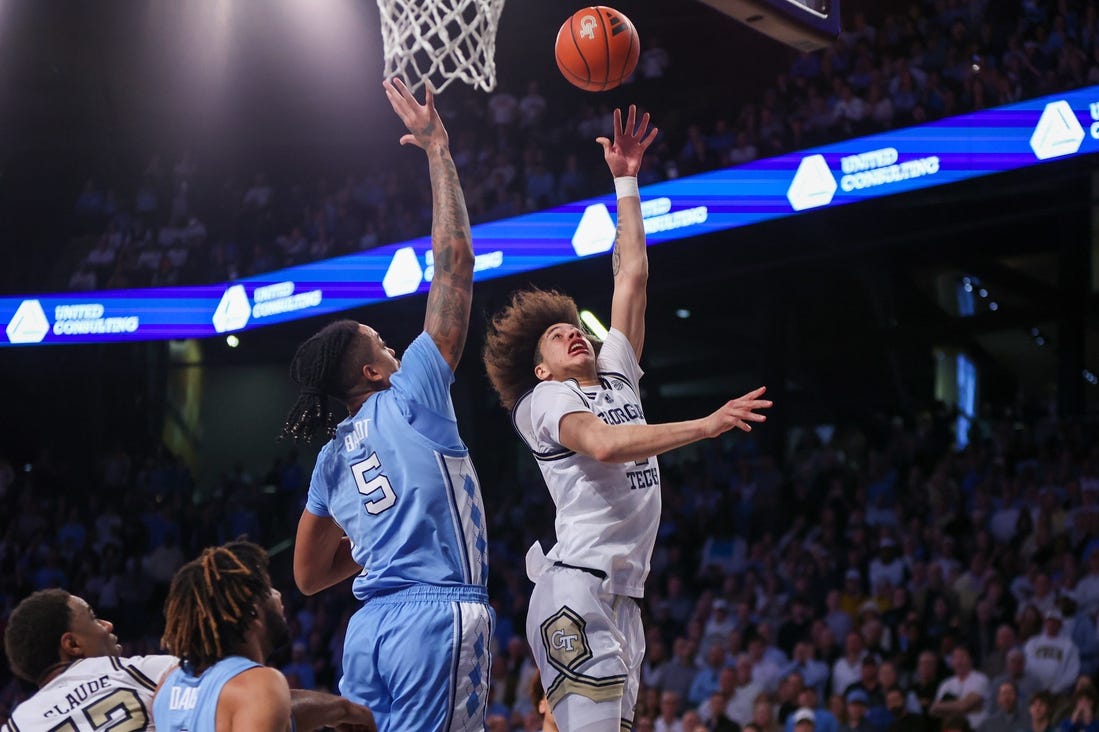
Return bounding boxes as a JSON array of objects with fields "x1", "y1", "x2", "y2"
[{"x1": 579, "y1": 310, "x2": 608, "y2": 340}]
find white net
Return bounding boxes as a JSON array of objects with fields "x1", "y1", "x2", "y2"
[{"x1": 376, "y1": 0, "x2": 506, "y2": 94}]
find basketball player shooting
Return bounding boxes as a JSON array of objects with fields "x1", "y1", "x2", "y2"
[{"x1": 483, "y1": 105, "x2": 773, "y2": 732}]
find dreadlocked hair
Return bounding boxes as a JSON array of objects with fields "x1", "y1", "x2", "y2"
[
  {"x1": 161, "y1": 545, "x2": 271, "y2": 675},
  {"x1": 222, "y1": 538, "x2": 270, "y2": 578},
  {"x1": 4, "y1": 589, "x2": 72, "y2": 684},
  {"x1": 483, "y1": 288, "x2": 591, "y2": 410},
  {"x1": 279, "y1": 319, "x2": 377, "y2": 443}
]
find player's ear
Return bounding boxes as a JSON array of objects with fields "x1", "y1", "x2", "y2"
[
  {"x1": 534, "y1": 362, "x2": 551, "y2": 381},
  {"x1": 59, "y1": 631, "x2": 82, "y2": 659}
]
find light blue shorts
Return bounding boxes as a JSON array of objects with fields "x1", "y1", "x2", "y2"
[{"x1": 340, "y1": 585, "x2": 493, "y2": 732}]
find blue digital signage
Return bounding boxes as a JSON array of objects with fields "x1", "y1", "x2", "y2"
[{"x1": 4, "y1": 85, "x2": 1098, "y2": 346}]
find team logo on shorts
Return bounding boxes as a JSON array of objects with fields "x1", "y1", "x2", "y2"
[{"x1": 541, "y1": 606, "x2": 592, "y2": 672}]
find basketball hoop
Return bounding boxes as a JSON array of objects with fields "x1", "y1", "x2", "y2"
[{"x1": 376, "y1": 0, "x2": 506, "y2": 94}]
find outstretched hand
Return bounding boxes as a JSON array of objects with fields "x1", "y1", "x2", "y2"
[
  {"x1": 596, "y1": 104, "x2": 659, "y2": 177},
  {"x1": 701, "y1": 386, "x2": 772, "y2": 438},
  {"x1": 383, "y1": 78, "x2": 448, "y2": 150}
]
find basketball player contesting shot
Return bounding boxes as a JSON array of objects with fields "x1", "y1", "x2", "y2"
[
  {"x1": 483, "y1": 105, "x2": 773, "y2": 732},
  {"x1": 280, "y1": 78, "x2": 491, "y2": 732}
]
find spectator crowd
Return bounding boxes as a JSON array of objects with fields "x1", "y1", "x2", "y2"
[
  {"x1": 2, "y1": 397, "x2": 1099, "y2": 732},
  {"x1": 60, "y1": 0, "x2": 1099, "y2": 294}
]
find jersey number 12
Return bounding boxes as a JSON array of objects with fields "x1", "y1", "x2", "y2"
[{"x1": 351, "y1": 452, "x2": 397, "y2": 515}]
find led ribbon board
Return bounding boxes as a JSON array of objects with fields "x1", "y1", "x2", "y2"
[{"x1": 4, "y1": 85, "x2": 1098, "y2": 346}]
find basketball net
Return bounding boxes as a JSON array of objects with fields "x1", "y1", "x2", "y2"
[{"x1": 376, "y1": 0, "x2": 506, "y2": 93}]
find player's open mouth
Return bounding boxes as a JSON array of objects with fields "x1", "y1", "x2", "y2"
[{"x1": 569, "y1": 343, "x2": 587, "y2": 355}]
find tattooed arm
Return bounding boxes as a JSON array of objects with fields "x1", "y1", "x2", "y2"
[
  {"x1": 383, "y1": 78, "x2": 474, "y2": 371},
  {"x1": 603, "y1": 105, "x2": 658, "y2": 360}
]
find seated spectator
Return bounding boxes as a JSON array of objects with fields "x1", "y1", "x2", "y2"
[
  {"x1": 786, "y1": 689, "x2": 838, "y2": 732},
  {"x1": 843, "y1": 690, "x2": 875, "y2": 732},
  {"x1": 518, "y1": 81, "x2": 546, "y2": 129},
  {"x1": 1060, "y1": 688, "x2": 1099, "y2": 732},
  {"x1": 638, "y1": 36, "x2": 671, "y2": 81},
  {"x1": 1061, "y1": 595, "x2": 1099, "y2": 679},
  {"x1": 1028, "y1": 691, "x2": 1056, "y2": 732},
  {"x1": 978, "y1": 682, "x2": 1028, "y2": 732},
  {"x1": 663, "y1": 637, "x2": 701, "y2": 703},
  {"x1": 833, "y1": 631, "x2": 867, "y2": 698},
  {"x1": 782, "y1": 642, "x2": 829, "y2": 697},
  {"x1": 68, "y1": 266, "x2": 97, "y2": 291},
  {"x1": 845, "y1": 655, "x2": 886, "y2": 709},
  {"x1": 84, "y1": 237, "x2": 117, "y2": 272},
  {"x1": 1022, "y1": 609, "x2": 1080, "y2": 694},
  {"x1": 992, "y1": 648, "x2": 1043, "y2": 706},
  {"x1": 983, "y1": 624, "x2": 1020, "y2": 679},
  {"x1": 728, "y1": 132, "x2": 758, "y2": 165},
  {"x1": 932, "y1": 647, "x2": 991, "y2": 730},
  {"x1": 887, "y1": 687, "x2": 928, "y2": 732},
  {"x1": 691, "y1": 643, "x2": 732, "y2": 708},
  {"x1": 727, "y1": 658, "x2": 765, "y2": 726},
  {"x1": 656, "y1": 691, "x2": 684, "y2": 732},
  {"x1": 753, "y1": 694, "x2": 779, "y2": 732}
]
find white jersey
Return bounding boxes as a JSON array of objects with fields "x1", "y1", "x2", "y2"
[
  {"x1": 512, "y1": 328, "x2": 660, "y2": 598},
  {"x1": 2, "y1": 655, "x2": 177, "y2": 731}
]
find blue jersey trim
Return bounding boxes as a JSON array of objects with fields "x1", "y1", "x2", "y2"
[
  {"x1": 438, "y1": 452, "x2": 473, "y2": 585},
  {"x1": 444, "y1": 601, "x2": 461, "y2": 732}
]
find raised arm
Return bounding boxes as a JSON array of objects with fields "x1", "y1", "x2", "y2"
[
  {"x1": 558, "y1": 386, "x2": 771, "y2": 463},
  {"x1": 383, "y1": 78, "x2": 474, "y2": 371},
  {"x1": 602, "y1": 105, "x2": 658, "y2": 359}
]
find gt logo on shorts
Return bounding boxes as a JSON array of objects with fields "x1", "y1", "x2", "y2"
[
  {"x1": 541, "y1": 606, "x2": 592, "y2": 671},
  {"x1": 552, "y1": 630, "x2": 579, "y2": 651}
]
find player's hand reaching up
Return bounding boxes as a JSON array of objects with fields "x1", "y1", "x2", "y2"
[
  {"x1": 383, "y1": 78, "x2": 449, "y2": 150},
  {"x1": 597, "y1": 104, "x2": 658, "y2": 177},
  {"x1": 701, "y1": 386, "x2": 772, "y2": 437}
]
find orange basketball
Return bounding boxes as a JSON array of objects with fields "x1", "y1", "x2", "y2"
[{"x1": 555, "y1": 6, "x2": 640, "y2": 92}]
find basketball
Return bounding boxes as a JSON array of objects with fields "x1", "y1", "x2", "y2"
[{"x1": 554, "y1": 6, "x2": 640, "y2": 92}]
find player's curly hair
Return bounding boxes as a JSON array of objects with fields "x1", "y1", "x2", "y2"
[
  {"x1": 4, "y1": 589, "x2": 73, "y2": 684},
  {"x1": 161, "y1": 545, "x2": 271, "y2": 675},
  {"x1": 483, "y1": 288, "x2": 590, "y2": 410},
  {"x1": 279, "y1": 319, "x2": 377, "y2": 443}
]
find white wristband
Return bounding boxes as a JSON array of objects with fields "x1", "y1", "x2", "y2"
[{"x1": 614, "y1": 176, "x2": 639, "y2": 200}]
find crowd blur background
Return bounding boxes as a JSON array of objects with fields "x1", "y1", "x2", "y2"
[{"x1": 3, "y1": 0, "x2": 1099, "y2": 730}]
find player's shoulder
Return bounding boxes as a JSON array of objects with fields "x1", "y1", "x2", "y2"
[
  {"x1": 230, "y1": 664, "x2": 285, "y2": 687},
  {"x1": 116, "y1": 654, "x2": 179, "y2": 689},
  {"x1": 221, "y1": 665, "x2": 289, "y2": 705},
  {"x1": 400, "y1": 331, "x2": 450, "y2": 372},
  {"x1": 596, "y1": 328, "x2": 641, "y2": 376},
  {"x1": 531, "y1": 377, "x2": 586, "y2": 399}
]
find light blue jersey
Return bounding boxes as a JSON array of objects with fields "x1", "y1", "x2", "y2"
[
  {"x1": 305, "y1": 332, "x2": 492, "y2": 732},
  {"x1": 305, "y1": 331, "x2": 488, "y2": 598},
  {"x1": 152, "y1": 656, "x2": 261, "y2": 732}
]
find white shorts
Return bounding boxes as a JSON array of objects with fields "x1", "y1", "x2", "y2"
[{"x1": 525, "y1": 563, "x2": 644, "y2": 729}]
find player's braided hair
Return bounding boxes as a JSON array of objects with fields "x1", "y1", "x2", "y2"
[
  {"x1": 3, "y1": 588, "x2": 73, "y2": 684},
  {"x1": 279, "y1": 319, "x2": 377, "y2": 443},
  {"x1": 483, "y1": 288, "x2": 593, "y2": 410},
  {"x1": 161, "y1": 545, "x2": 271, "y2": 675}
]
